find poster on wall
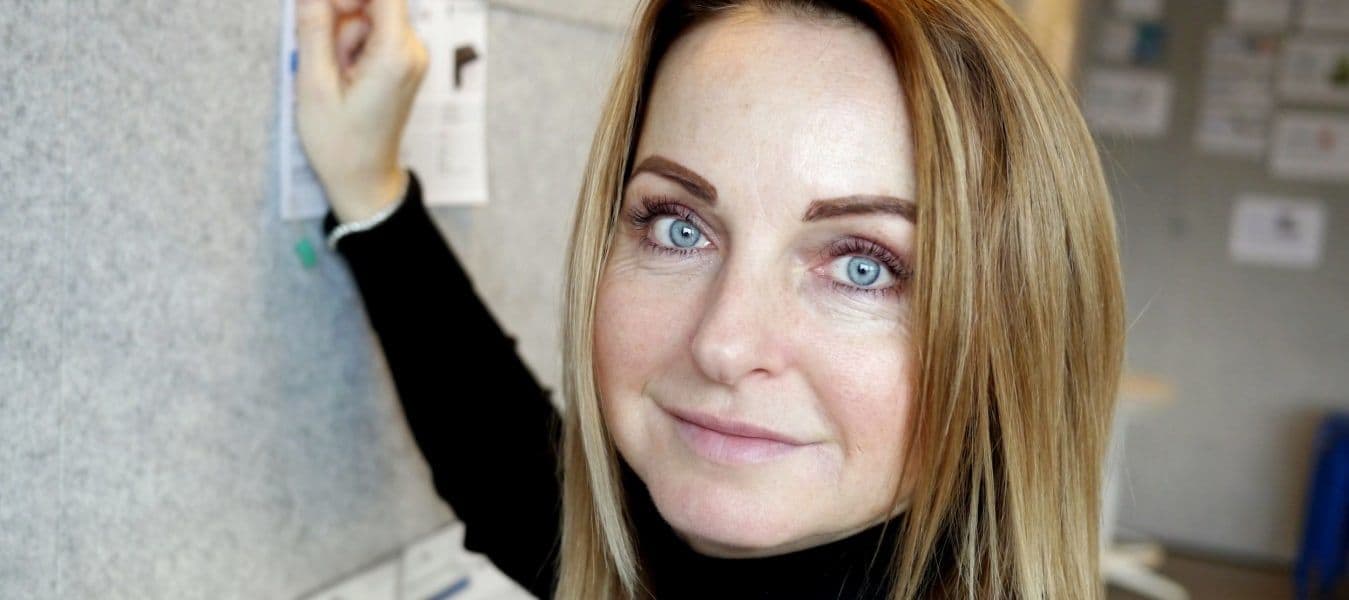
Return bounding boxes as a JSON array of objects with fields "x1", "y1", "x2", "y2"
[
  {"x1": 278, "y1": 0, "x2": 491, "y2": 221},
  {"x1": 1269, "y1": 111, "x2": 1349, "y2": 181},
  {"x1": 1196, "y1": 29, "x2": 1281, "y2": 156},
  {"x1": 1083, "y1": 68, "x2": 1175, "y2": 138},
  {"x1": 1228, "y1": 195, "x2": 1326, "y2": 269},
  {"x1": 1227, "y1": 0, "x2": 1294, "y2": 28},
  {"x1": 1299, "y1": 0, "x2": 1349, "y2": 32},
  {"x1": 1276, "y1": 36, "x2": 1349, "y2": 106}
]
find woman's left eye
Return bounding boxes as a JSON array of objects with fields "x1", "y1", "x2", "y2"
[
  {"x1": 822, "y1": 238, "x2": 910, "y2": 299},
  {"x1": 828, "y1": 255, "x2": 894, "y2": 291}
]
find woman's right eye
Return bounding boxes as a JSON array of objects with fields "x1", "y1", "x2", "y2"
[
  {"x1": 648, "y1": 216, "x2": 712, "y2": 253},
  {"x1": 625, "y1": 197, "x2": 714, "y2": 258}
]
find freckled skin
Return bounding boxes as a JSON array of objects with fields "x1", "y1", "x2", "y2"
[{"x1": 593, "y1": 8, "x2": 917, "y2": 559}]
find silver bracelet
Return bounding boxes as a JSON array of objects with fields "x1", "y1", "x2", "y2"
[{"x1": 325, "y1": 177, "x2": 411, "y2": 251}]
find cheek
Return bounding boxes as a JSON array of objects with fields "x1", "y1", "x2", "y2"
[
  {"x1": 593, "y1": 261, "x2": 696, "y2": 429},
  {"x1": 812, "y1": 332, "x2": 914, "y2": 502}
]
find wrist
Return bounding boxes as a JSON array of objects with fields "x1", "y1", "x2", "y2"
[{"x1": 328, "y1": 169, "x2": 410, "y2": 224}]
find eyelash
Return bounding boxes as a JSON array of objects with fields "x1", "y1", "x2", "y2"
[{"x1": 623, "y1": 196, "x2": 913, "y2": 299}]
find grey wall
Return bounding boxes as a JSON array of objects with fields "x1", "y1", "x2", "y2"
[
  {"x1": 1, "y1": 1, "x2": 634, "y2": 598},
  {"x1": 1077, "y1": 0, "x2": 1349, "y2": 562}
]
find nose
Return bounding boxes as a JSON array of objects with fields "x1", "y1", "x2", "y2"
[{"x1": 690, "y1": 254, "x2": 792, "y2": 387}]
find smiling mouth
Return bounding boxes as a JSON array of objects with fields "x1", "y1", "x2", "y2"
[{"x1": 663, "y1": 407, "x2": 814, "y2": 466}]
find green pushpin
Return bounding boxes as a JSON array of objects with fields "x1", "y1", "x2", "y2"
[{"x1": 295, "y1": 237, "x2": 318, "y2": 268}]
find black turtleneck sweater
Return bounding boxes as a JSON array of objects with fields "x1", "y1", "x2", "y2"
[{"x1": 321, "y1": 170, "x2": 903, "y2": 599}]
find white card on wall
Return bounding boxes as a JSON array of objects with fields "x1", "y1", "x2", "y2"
[
  {"x1": 400, "y1": 0, "x2": 489, "y2": 208},
  {"x1": 1269, "y1": 111, "x2": 1349, "y2": 181},
  {"x1": 302, "y1": 561, "x2": 400, "y2": 600},
  {"x1": 1229, "y1": 195, "x2": 1327, "y2": 269},
  {"x1": 1083, "y1": 68, "x2": 1175, "y2": 138},
  {"x1": 1195, "y1": 28, "x2": 1280, "y2": 157},
  {"x1": 400, "y1": 523, "x2": 528, "y2": 600},
  {"x1": 299, "y1": 522, "x2": 532, "y2": 600}
]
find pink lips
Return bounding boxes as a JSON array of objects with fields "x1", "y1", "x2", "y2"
[{"x1": 664, "y1": 407, "x2": 813, "y2": 465}]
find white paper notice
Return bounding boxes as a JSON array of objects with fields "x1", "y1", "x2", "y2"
[
  {"x1": 1227, "y1": 0, "x2": 1293, "y2": 27},
  {"x1": 399, "y1": 523, "x2": 527, "y2": 600},
  {"x1": 1269, "y1": 111, "x2": 1349, "y2": 181},
  {"x1": 1195, "y1": 29, "x2": 1280, "y2": 157},
  {"x1": 302, "y1": 561, "x2": 400, "y2": 600},
  {"x1": 400, "y1": 524, "x2": 477, "y2": 600},
  {"x1": 1300, "y1": 0, "x2": 1349, "y2": 32},
  {"x1": 1229, "y1": 195, "x2": 1327, "y2": 269},
  {"x1": 1277, "y1": 36, "x2": 1349, "y2": 106},
  {"x1": 301, "y1": 522, "x2": 532, "y2": 600},
  {"x1": 1083, "y1": 68, "x2": 1174, "y2": 138},
  {"x1": 278, "y1": 0, "x2": 490, "y2": 222}
]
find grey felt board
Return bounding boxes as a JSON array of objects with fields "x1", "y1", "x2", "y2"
[{"x1": 1, "y1": 1, "x2": 622, "y2": 598}]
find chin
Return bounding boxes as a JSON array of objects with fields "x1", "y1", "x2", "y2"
[
  {"x1": 606, "y1": 399, "x2": 847, "y2": 556},
  {"x1": 642, "y1": 464, "x2": 815, "y2": 556}
]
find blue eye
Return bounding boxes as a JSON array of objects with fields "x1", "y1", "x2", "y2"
[
  {"x1": 829, "y1": 255, "x2": 894, "y2": 290},
  {"x1": 666, "y1": 218, "x2": 702, "y2": 248},
  {"x1": 650, "y1": 215, "x2": 711, "y2": 251},
  {"x1": 847, "y1": 257, "x2": 881, "y2": 286}
]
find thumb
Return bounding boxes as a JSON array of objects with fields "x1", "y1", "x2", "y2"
[{"x1": 295, "y1": 0, "x2": 341, "y2": 103}]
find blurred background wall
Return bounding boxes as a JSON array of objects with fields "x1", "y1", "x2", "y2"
[
  {"x1": 1076, "y1": 0, "x2": 1348, "y2": 565},
  {"x1": 2, "y1": 0, "x2": 1345, "y2": 598}
]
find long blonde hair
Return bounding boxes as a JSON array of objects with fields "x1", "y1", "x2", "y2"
[{"x1": 555, "y1": 1, "x2": 1126, "y2": 598}]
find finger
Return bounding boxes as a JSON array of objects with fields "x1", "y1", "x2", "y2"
[
  {"x1": 295, "y1": 0, "x2": 340, "y2": 101},
  {"x1": 336, "y1": 14, "x2": 372, "y2": 74},
  {"x1": 365, "y1": 0, "x2": 411, "y2": 53}
]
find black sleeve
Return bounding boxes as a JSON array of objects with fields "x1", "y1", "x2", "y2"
[{"x1": 321, "y1": 170, "x2": 561, "y2": 599}]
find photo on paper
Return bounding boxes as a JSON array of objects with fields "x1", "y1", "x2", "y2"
[
  {"x1": 1277, "y1": 36, "x2": 1349, "y2": 106},
  {"x1": 1228, "y1": 195, "x2": 1327, "y2": 269}
]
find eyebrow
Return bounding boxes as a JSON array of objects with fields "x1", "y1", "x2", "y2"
[
  {"x1": 629, "y1": 154, "x2": 915, "y2": 224},
  {"x1": 631, "y1": 155, "x2": 719, "y2": 204}
]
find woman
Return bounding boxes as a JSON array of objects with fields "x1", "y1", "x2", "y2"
[{"x1": 295, "y1": 0, "x2": 1126, "y2": 598}]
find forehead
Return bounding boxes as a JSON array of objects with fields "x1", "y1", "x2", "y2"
[{"x1": 631, "y1": 9, "x2": 914, "y2": 208}]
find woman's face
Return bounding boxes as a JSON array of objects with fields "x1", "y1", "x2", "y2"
[{"x1": 594, "y1": 8, "x2": 916, "y2": 558}]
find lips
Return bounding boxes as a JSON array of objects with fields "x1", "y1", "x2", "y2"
[
  {"x1": 662, "y1": 406, "x2": 815, "y2": 466},
  {"x1": 662, "y1": 406, "x2": 811, "y2": 446}
]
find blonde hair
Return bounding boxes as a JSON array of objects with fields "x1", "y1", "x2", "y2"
[{"x1": 555, "y1": 1, "x2": 1125, "y2": 598}]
